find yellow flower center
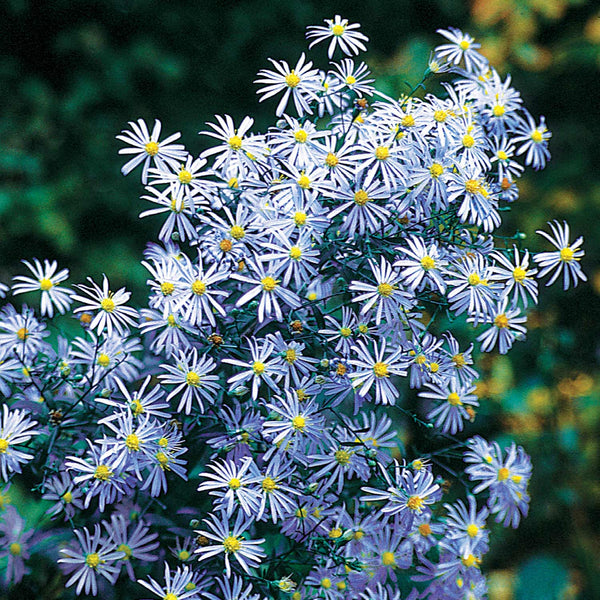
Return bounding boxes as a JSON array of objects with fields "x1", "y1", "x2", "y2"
[
  {"x1": 9, "y1": 542, "x2": 21, "y2": 556},
  {"x1": 228, "y1": 135, "x2": 243, "y2": 150},
  {"x1": 144, "y1": 141, "x2": 159, "y2": 156},
  {"x1": 329, "y1": 527, "x2": 343, "y2": 538},
  {"x1": 285, "y1": 71, "x2": 301, "y2": 88},
  {"x1": 16, "y1": 327, "x2": 28, "y2": 340},
  {"x1": 158, "y1": 437, "x2": 169, "y2": 448},
  {"x1": 186, "y1": 371, "x2": 201, "y2": 386},
  {"x1": 289, "y1": 246, "x2": 302, "y2": 260},
  {"x1": 118, "y1": 543, "x2": 132, "y2": 559},
  {"x1": 228, "y1": 177, "x2": 238, "y2": 188},
  {"x1": 429, "y1": 362, "x2": 439, "y2": 373},
  {"x1": 560, "y1": 247, "x2": 574, "y2": 262},
  {"x1": 492, "y1": 105, "x2": 505, "y2": 117},
  {"x1": 261, "y1": 276, "x2": 278, "y2": 291},
  {"x1": 220, "y1": 239, "x2": 233, "y2": 253},
  {"x1": 294, "y1": 129, "x2": 307, "y2": 143},
  {"x1": 531, "y1": 130, "x2": 544, "y2": 143},
  {"x1": 293, "y1": 211, "x2": 307, "y2": 226},
  {"x1": 223, "y1": 536, "x2": 241, "y2": 553},
  {"x1": 494, "y1": 313, "x2": 509, "y2": 328},
  {"x1": 252, "y1": 361, "x2": 266, "y2": 375},
  {"x1": 191, "y1": 280, "x2": 206, "y2": 295},
  {"x1": 335, "y1": 449, "x2": 351, "y2": 465},
  {"x1": 39, "y1": 278, "x2": 53, "y2": 291},
  {"x1": 101, "y1": 298, "x2": 115, "y2": 312},
  {"x1": 97, "y1": 353, "x2": 110, "y2": 367},
  {"x1": 433, "y1": 109, "x2": 447, "y2": 122},
  {"x1": 230, "y1": 225, "x2": 245, "y2": 240},
  {"x1": 497, "y1": 467, "x2": 510, "y2": 481},
  {"x1": 418, "y1": 523, "x2": 432, "y2": 536},
  {"x1": 262, "y1": 476, "x2": 277, "y2": 492},
  {"x1": 377, "y1": 282, "x2": 395, "y2": 297},
  {"x1": 354, "y1": 190, "x2": 369, "y2": 205},
  {"x1": 332, "y1": 24, "x2": 345, "y2": 36},
  {"x1": 462, "y1": 134, "x2": 475, "y2": 148},
  {"x1": 375, "y1": 145, "x2": 389, "y2": 160},
  {"x1": 345, "y1": 75, "x2": 356, "y2": 85},
  {"x1": 285, "y1": 348, "x2": 297, "y2": 364},
  {"x1": 468, "y1": 273, "x2": 482, "y2": 286},
  {"x1": 296, "y1": 508, "x2": 307, "y2": 518},
  {"x1": 297, "y1": 174, "x2": 311, "y2": 189},
  {"x1": 164, "y1": 593, "x2": 178, "y2": 600},
  {"x1": 459, "y1": 40, "x2": 471, "y2": 50},
  {"x1": 292, "y1": 415, "x2": 306, "y2": 431},
  {"x1": 325, "y1": 152, "x2": 339, "y2": 167},
  {"x1": 94, "y1": 465, "x2": 112, "y2": 481},
  {"x1": 429, "y1": 163, "x2": 444, "y2": 178},
  {"x1": 447, "y1": 392, "x2": 462, "y2": 406},
  {"x1": 178, "y1": 169, "x2": 192, "y2": 184},
  {"x1": 156, "y1": 452, "x2": 169, "y2": 468},
  {"x1": 402, "y1": 114, "x2": 415, "y2": 127},
  {"x1": 420, "y1": 255, "x2": 436, "y2": 270},
  {"x1": 373, "y1": 362, "x2": 389, "y2": 378},
  {"x1": 467, "y1": 524, "x2": 480, "y2": 537},
  {"x1": 465, "y1": 179, "x2": 480, "y2": 194},
  {"x1": 62, "y1": 490, "x2": 73, "y2": 503},
  {"x1": 228, "y1": 477, "x2": 241, "y2": 490},
  {"x1": 179, "y1": 550, "x2": 190, "y2": 561},
  {"x1": 336, "y1": 363, "x2": 347, "y2": 376},
  {"x1": 452, "y1": 353, "x2": 466, "y2": 368},
  {"x1": 406, "y1": 495, "x2": 423, "y2": 511},
  {"x1": 125, "y1": 433, "x2": 140, "y2": 451},
  {"x1": 381, "y1": 551, "x2": 396, "y2": 566},
  {"x1": 512, "y1": 266, "x2": 527, "y2": 282},
  {"x1": 160, "y1": 281, "x2": 175, "y2": 296},
  {"x1": 497, "y1": 150, "x2": 508, "y2": 160},
  {"x1": 85, "y1": 553, "x2": 101, "y2": 568},
  {"x1": 340, "y1": 327, "x2": 352, "y2": 337}
]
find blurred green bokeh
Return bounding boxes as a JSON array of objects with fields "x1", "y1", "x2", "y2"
[{"x1": 2, "y1": 0, "x2": 600, "y2": 597}]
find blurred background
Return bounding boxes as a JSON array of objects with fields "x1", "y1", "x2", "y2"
[{"x1": 1, "y1": 0, "x2": 599, "y2": 597}]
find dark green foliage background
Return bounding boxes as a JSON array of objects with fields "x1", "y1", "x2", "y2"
[{"x1": 1, "y1": 0, "x2": 599, "y2": 598}]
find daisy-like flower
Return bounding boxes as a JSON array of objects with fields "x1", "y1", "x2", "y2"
[
  {"x1": 533, "y1": 220, "x2": 586, "y2": 290},
  {"x1": 72, "y1": 275, "x2": 138, "y2": 336},
  {"x1": 513, "y1": 112, "x2": 551, "y2": 170},
  {"x1": 0, "y1": 304, "x2": 49, "y2": 361},
  {"x1": 116, "y1": 118, "x2": 187, "y2": 184},
  {"x1": 42, "y1": 470, "x2": 85, "y2": 520},
  {"x1": 0, "y1": 505, "x2": 35, "y2": 585},
  {"x1": 255, "y1": 52, "x2": 321, "y2": 117},
  {"x1": 233, "y1": 255, "x2": 301, "y2": 323},
  {"x1": 98, "y1": 375, "x2": 170, "y2": 420},
  {"x1": 330, "y1": 59, "x2": 375, "y2": 97},
  {"x1": 443, "y1": 495, "x2": 489, "y2": 556},
  {"x1": 138, "y1": 563, "x2": 199, "y2": 600},
  {"x1": 223, "y1": 336, "x2": 284, "y2": 400},
  {"x1": 326, "y1": 180, "x2": 392, "y2": 237},
  {"x1": 319, "y1": 306, "x2": 358, "y2": 357},
  {"x1": 174, "y1": 254, "x2": 229, "y2": 327},
  {"x1": 58, "y1": 524, "x2": 124, "y2": 596},
  {"x1": 195, "y1": 511, "x2": 266, "y2": 577},
  {"x1": 361, "y1": 462, "x2": 441, "y2": 529},
  {"x1": 306, "y1": 16, "x2": 369, "y2": 58},
  {"x1": 198, "y1": 457, "x2": 261, "y2": 517},
  {"x1": 474, "y1": 298, "x2": 527, "y2": 354},
  {"x1": 394, "y1": 236, "x2": 447, "y2": 294},
  {"x1": 419, "y1": 378, "x2": 479, "y2": 434},
  {"x1": 309, "y1": 443, "x2": 370, "y2": 495},
  {"x1": 12, "y1": 258, "x2": 73, "y2": 317},
  {"x1": 434, "y1": 28, "x2": 488, "y2": 73},
  {"x1": 349, "y1": 257, "x2": 413, "y2": 325},
  {"x1": 159, "y1": 347, "x2": 220, "y2": 414},
  {"x1": 0, "y1": 405, "x2": 40, "y2": 481},
  {"x1": 254, "y1": 456, "x2": 300, "y2": 523},
  {"x1": 490, "y1": 247, "x2": 538, "y2": 308},
  {"x1": 104, "y1": 514, "x2": 159, "y2": 581},
  {"x1": 348, "y1": 340, "x2": 409, "y2": 405}
]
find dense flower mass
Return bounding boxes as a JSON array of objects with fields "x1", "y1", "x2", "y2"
[{"x1": 0, "y1": 17, "x2": 586, "y2": 600}]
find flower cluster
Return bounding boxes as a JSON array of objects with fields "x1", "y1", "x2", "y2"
[{"x1": 0, "y1": 16, "x2": 586, "y2": 600}]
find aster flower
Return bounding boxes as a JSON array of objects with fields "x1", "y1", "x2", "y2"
[
  {"x1": 0, "y1": 304, "x2": 49, "y2": 361},
  {"x1": 490, "y1": 247, "x2": 538, "y2": 308},
  {"x1": 307, "y1": 16, "x2": 369, "y2": 58},
  {"x1": 72, "y1": 275, "x2": 138, "y2": 336},
  {"x1": 138, "y1": 563, "x2": 199, "y2": 600},
  {"x1": 474, "y1": 298, "x2": 527, "y2": 354},
  {"x1": 394, "y1": 236, "x2": 447, "y2": 294},
  {"x1": 443, "y1": 495, "x2": 489, "y2": 556},
  {"x1": 533, "y1": 220, "x2": 586, "y2": 290},
  {"x1": 0, "y1": 506, "x2": 35, "y2": 584},
  {"x1": 159, "y1": 347, "x2": 220, "y2": 414},
  {"x1": 116, "y1": 118, "x2": 187, "y2": 184},
  {"x1": 58, "y1": 524, "x2": 124, "y2": 596},
  {"x1": 255, "y1": 52, "x2": 321, "y2": 117},
  {"x1": 0, "y1": 405, "x2": 40, "y2": 481},
  {"x1": 434, "y1": 28, "x2": 488, "y2": 73},
  {"x1": 348, "y1": 340, "x2": 409, "y2": 406},
  {"x1": 513, "y1": 111, "x2": 551, "y2": 170},
  {"x1": 42, "y1": 470, "x2": 85, "y2": 520},
  {"x1": 195, "y1": 511, "x2": 266, "y2": 577},
  {"x1": 11, "y1": 258, "x2": 73, "y2": 317}
]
